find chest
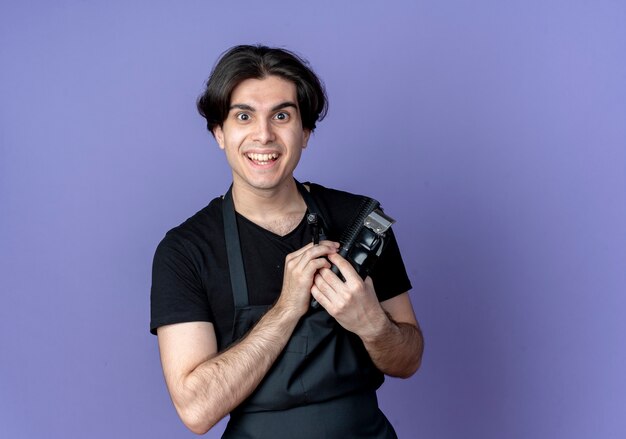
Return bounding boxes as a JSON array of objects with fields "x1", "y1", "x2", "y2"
[
  {"x1": 204, "y1": 214, "x2": 313, "y2": 348},
  {"x1": 253, "y1": 212, "x2": 306, "y2": 237}
]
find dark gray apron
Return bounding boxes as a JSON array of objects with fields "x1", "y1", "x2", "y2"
[{"x1": 220, "y1": 181, "x2": 397, "y2": 438}]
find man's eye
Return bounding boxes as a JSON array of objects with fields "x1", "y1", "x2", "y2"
[
  {"x1": 274, "y1": 112, "x2": 289, "y2": 121},
  {"x1": 236, "y1": 113, "x2": 250, "y2": 121}
]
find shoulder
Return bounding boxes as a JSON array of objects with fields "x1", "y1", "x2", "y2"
[
  {"x1": 304, "y1": 182, "x2": 371, "y2": 236},
  {"x1": 306, "y1": 182, "x2": 368, "y2": 210},
  {"x1": 155, "y1": 196, "x2": 225, "y2": 260}
]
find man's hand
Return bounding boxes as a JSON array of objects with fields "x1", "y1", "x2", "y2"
[
  {"x1": 275, "y1": 240, "x2": 339, "y2": 317},
  {"x1": 311, "y1": 252, "x2": 388, "y2": 338},
  {"x1": 311, "y1": 252, "x2": 424, "y2": 378}
]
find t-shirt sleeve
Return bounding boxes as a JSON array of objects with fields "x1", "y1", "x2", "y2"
[
  {"x1": 150, "y1": 235, "x2": 213, "y2": 335},
  {"x1": 369, "y1": 227, "x2": 413, "y2": 302}
]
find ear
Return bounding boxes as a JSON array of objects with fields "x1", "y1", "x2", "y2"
[
  {"x1": 302, "y1": 129, "x2": 311, "y2": 149},
  {"x1": 213, "y1": 125, "x2": 226, "y2": 150}
]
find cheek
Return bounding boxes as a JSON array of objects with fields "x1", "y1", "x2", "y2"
[
  {"x1": 286, "y1": 129, "x2": 307, "y2": 149},
  {"x1": 222, "y1": 131, "x2": 248, "y2": 150}
]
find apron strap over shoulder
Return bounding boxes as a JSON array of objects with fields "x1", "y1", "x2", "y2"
[{"x1": 222, "y1": 186, "x2": 249, "y2": 308}]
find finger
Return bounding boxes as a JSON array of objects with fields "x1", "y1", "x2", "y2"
[
  {"x1": 295, "y1": 243, "x2": 338, "y2": 267},
  {"x1": 314, "y1": 272, "x2": 334, "y2": 294},
  {"x1": 317, "y1": 267, "x2": 345, "y2": 291},
  {"x1": 327, "y1": 253, "x2": 360, "y2": 283},
  {"x1": 289, "y1": 240, "x2": 338, "y2": 262},
  {"x1": 305, "y1": 256, "x2": 332, "y2": 274},
  {"x1": 286, "y1": 241, "x2": 316, "y2": 261},
  {"x1": 311, "y1": 284, "x2": 332, "y2": 311},
  {"x1": 296, "y1": 240, "x2": 338, "y2": 255}
]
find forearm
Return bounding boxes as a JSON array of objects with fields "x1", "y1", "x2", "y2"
[
  {"x1": 173, "y1": 305, "x2": 300, "y2": 434},
  {"x1": 360, "y1": 314, "x2": 424, "y2": 378}
]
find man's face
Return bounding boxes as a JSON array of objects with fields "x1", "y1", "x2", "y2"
[{"x1": 213, "y1": 75, "x2": 311, "y2": 194}]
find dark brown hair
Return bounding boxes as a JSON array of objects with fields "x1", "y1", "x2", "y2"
[{"x1": 197, "y1": 45, "x2": 328, "y2": 134}]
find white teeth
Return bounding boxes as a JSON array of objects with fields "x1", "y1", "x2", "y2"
[{"x1": 247, "y1": 153, "x2": 278, "y2": 162}]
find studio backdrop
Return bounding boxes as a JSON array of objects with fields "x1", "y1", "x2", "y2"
[{"x1": 1, "y1": 1, "x2": 625, "y2": 438}]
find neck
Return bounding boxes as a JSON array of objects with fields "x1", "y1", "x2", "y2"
[{"x1": 231, "y1": 178, "x2": 305, "y2": 223}]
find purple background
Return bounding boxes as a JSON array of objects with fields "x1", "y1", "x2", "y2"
[{"x1": 1, "y1": 1, "x2": 625, "y2": 438}]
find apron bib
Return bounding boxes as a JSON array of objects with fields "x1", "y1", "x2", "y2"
[{"x1": 220, "y1": 181, "x2": 396, "y2": 438}]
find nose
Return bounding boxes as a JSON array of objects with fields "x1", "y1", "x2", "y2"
[{"x1": 253, "y1": 118, "x2": 276, "y2": 144}]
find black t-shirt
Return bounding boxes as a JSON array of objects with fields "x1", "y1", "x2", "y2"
[{"x1": 150, "y1": 183, "x2": 412, "y2": 350}]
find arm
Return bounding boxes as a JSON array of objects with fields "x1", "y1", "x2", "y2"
[
  {"x1": 157, "y1": 241, "x2": 338, "y2": 435},
  {"x1": 158, "y1": 306, "x2": 299, "y2": 434},
  {"x1": 365, "y1": 291, "x2": 424, "y2": 377},
  {"x1": 311, "y1": 253, "x2": 424, "y2": 378}
]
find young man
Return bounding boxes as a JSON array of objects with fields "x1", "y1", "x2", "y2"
[{"x1": 150, "y1": 45, "x2": 424, "y2": 438}]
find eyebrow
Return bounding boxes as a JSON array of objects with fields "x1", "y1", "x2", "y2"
[{"x1": 229, "y1": 101, "x2": 299, "y2": 112}]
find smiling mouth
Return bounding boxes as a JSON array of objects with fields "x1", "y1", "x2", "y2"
[{"x1": 246, "y1": 152, "x2": 279, "y2": 165}]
